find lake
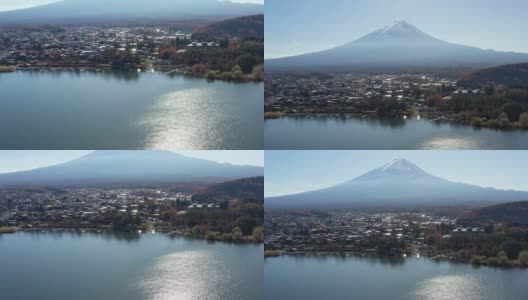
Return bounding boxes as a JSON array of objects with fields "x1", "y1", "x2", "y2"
[
  {"x1": 0, "y1": 71, "x2": 263, "y2": 150},
  {"x1": 265, "y1": 117, "x2": 528, "y2": 149},
  {"x1": 264, "y1": 255, "x2": 528, "y2": 300},
  {"x1": 0, "y1": 232, "x2": 263, "y2": 300}
]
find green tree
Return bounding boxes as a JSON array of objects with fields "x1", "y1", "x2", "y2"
[
  {"x1": 220, "y1": 200, "x2": 229, "y2": 210},
  {"x1": 252, "y1": 226, "x2": 264, "y2": 242},
  {"x1": 237, "y1": 54, "x2": 258, "y2": 74},
  {"x1": 236, "y1": 216, "x2": 257, "y2": 235},
  {"x1": 502, "y1": 240, "x2": 522, "y2": 259},
  {"x1": 518, "y1": 250, "x2": 528, "y2": 266},
  {"x1": 497, "y1": 250, "x2": 510, "y2": 265},
  {"x1": 498, "y1": 113, "x2": 511, "y2": 129},
  {"x1": 252, "y1": 64, "x2": 264, "y2": 81},
  {"x1": 471, "y1": 117, "x2": 484, "y2": 128},
  {"x1": 232, "y1": 226, "x2": 243, "y2": 242},
  {"x1": 502, "y1": 102, "x2": 523, "y2": 122},
  {"x1": 520, "y1": 113, "x2": 528, "y2": 129},
  {"x1": 484, "y1": 85, "x2": 495, "y2": 96},
  {"x1": 231, "y1": 65, "x2": 243, "y2": 81}
]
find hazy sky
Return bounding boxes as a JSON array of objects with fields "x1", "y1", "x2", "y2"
[
  {"x1": 0, "y1": 0, "x2": 263, "y2": 11},
  {"x1": 266, "y1": 0, "x2": 528, "y2": 59},
  {"x1": 265, "y1": 151, "x2": 528, "y2": 197},
  {"x1": 0, "y1": 151, "x2": 263, "y2": 173}
]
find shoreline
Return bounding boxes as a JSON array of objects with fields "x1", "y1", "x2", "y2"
[
  {"x1": 6, "y1": 66, "x2": 263, "y2": 83},
  {"x1": 266, "y1": 250, "x2": 528, "y2": 269},
  {"x1": 10, "y1": 227, "x2": 261, "y2": 244},
  {"x1": 264, "y1": 113, "x2": 528, "y2": 131}
]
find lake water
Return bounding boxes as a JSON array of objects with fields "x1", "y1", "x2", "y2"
[
  {"x1": 0, "y1": 71, "x2": 263, "y2": 150},
  {"x1": 265, "y1": 117, "x2": 528, "y2": 149},
  {"x1": 264, "y1": 255, "x2": 528, "y2": 300},
  {"x1": 0, "y1": 232, "x2": 263, "y2": 300}
]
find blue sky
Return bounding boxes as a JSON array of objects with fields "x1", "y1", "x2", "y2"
[
  {"x1": 0, "y1": 151, "x2": 263, "y2": 173},
  {"x1": 265, "y1": 151, "x2": 528, "y2": 197},
  {"x1": 0, "y1": 0, "x2": 263, "y2": 11},
  {"x1": 266, "y1": 0, "x2": 528, "y2": 58}
]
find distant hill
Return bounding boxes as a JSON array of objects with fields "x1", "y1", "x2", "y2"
[
  {"x1": 0, "y1": 151, "x2": 263, "y2": 187},
  {"x1": 462, "y1": 63, "x2": 528, "y2": 87},
  {"x1": 193, "y1": 14, "x2": 263, "y2": 40},
  {"x1": 266, "y1": 21, "x2": 528, "y2": 72},
  {"x1": 193, "y1": 176, "x2": 264, "y2": 202},
  {"x1": 266, "y1": 159, "x2": 528, "y2": 209},
  {"x1": 0, "y1": 0, "x2": 264, "y2": 25},
  {"x1": 458, "y1": 201, "x2": 528, "y2": 226}
]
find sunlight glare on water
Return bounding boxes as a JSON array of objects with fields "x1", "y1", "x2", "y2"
[
  {"x1": 140, "y1": 250, "x2": 232, "y2": 300},
  {"x1": 138, "y1": 88, "x2": 223, "y2": 150},
  {"x1": 413, "y1": 274, "x2": 493, "y2": 300},
  {"x1": 420, "y1": 138, "x2": 480, "y2": 150}
]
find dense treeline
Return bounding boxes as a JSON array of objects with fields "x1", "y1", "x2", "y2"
[
  {"x1": 433, "y1": 226, "x2": 528, "y2": 267},
  {"x1": 179, "y1": 40, "x2": 263, "y2": 81},
  {"x1": 426, "y1": 85, "x2": 528, "y2": 129},
  {"x1": 162, "y1": 201, "x2": 264, "y2": 243}
]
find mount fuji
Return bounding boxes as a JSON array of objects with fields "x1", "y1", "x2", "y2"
[
  {"x1": 265, "y1": 159, "x2": 528, "y2": 209},
  {"x1": 266, "y1": 21, "x2": 528, "y2": 72},
  {"x1": 0, "y1": 0, "x2": 264, "y2": 24},
  {"x1": 0, "y1": 151, "x2": 263, "y2": 187}
]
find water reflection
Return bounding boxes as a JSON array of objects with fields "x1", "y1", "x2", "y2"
[
  {"x1": 265, "y1": 117, "x2": 528, "y2": 149},
  {"x1": 413, "y1": 274, "x2": 493, "y2": 300},
  {"x1": 140, "y1": 251, "x2": 230, "y2": 300},
  {"x1": 138, "y1": 88, "x2": 220, "y2": 149},
  {"x1": 0, "y1": 71, "x2": 262, "y2": 149},
  {"x1": 420, "y1": 137, "x2": 480, "y2": 150},
  {"x1": 288, "y1": 254, "x2": 406, "y2": 266},
  {"x1": 20, "y1": 231, "x2": 141, "y2": 243}
]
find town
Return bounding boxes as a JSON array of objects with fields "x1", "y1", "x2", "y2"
[
  {"x1": 0, "y1": 21, "x2": 264, "y2": 81},
  {"x1": 264, "y1": 210, "x2": 528, "y2": 267},
  {"x1": 265, "y1": 211, "x2": 459, "y2": 257},
  {"x1": 264, "y1": 73, "x2": 528, "y2": 129},
  {"x1": 1, "y1": 25, "x2": 197, "y2": 71},
  {"x1": 0, "y1": 186, "x2": 264, "y2": 243}
]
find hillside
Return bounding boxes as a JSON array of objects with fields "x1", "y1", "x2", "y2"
[
  {"x1": 462, "y1": 63, "x2": 528, "y2": 87},
  {"x1": 193, "y1": 14, "x2": 264, "y2": 40},
  {"x1": 458, "y1": 201, "x2": 528, "y2": 226},
  {"x1": 193, "y1": 176, "x2": 264, "y2": 202}
]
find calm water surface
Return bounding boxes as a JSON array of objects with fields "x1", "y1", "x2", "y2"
[
  {"x1": 265, "y1": 256, "x2": 528, "y2": 300},
  {"x1": 0, "y1": 71, "x2": 263, "y2": 149},
  {"x1": 0, "y1": 232, "x2": 262, "y2": 300},
  {"x1": 265, "y1": 117, "x2": 528, "y2": 149}
]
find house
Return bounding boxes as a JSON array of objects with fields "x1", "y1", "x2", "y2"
[{"x1": 187, "y1": 203, "x2": 220, "y2": 211}]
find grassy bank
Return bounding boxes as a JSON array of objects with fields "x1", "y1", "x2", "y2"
[
  {"x1": 0, "y1": 66, "x2": 16, "y2": 73},
  {"x1": 264, "y1": 250, "x2": 282, "y2": 257},
  {"x1": 264, "y1": 112, "x2": 282, "y2": 119},
  {"x1": 0, "y1": 227, "x2": 17, "y2": 234}
]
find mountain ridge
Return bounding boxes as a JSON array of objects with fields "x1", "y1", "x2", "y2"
[
  {"x1": 266, "y1": 21, "x2": 528, "y2": 72},
  {"x1": 265, "y1": 159, "x2": 528, "y2": 209},
  {"x1": 458, "y1": 201, "x2": 528, "y2": 226},
  {"x1": 0, "y1": 0, "x2": 264, "y2": 24},
  {"x1": 462, "y1": 63, "x2": 528, "y2": 87},
  {"x1": 0, "y1": 151, "x2": 263, "y2": 187}
]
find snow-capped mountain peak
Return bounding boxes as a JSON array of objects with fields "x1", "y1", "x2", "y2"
[
  {"x1": 352, "y1": 158, "x2": 432, "y2": 182},
  {"x1": 381, "y1": 20, "x2": 420, "y2": 34},
  {"x1": 351, "y1": 20, "x2": 439, "y2": 44},
  {"x1": 380, "y1": 158, "x2": 422, "y2": 172}
]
